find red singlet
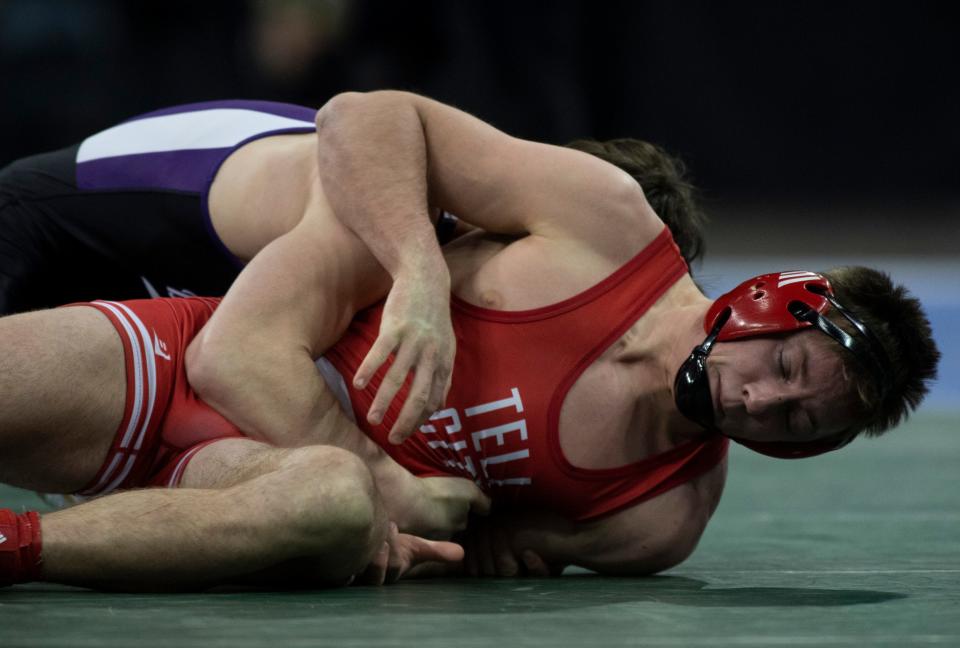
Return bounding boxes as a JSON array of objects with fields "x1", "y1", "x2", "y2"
[
  {"x1": 68, "y1": 297, "x2": 244, "y2": 496},
  {"x1": 326, "y1": 228, "x2": 728, "y2": 522}
]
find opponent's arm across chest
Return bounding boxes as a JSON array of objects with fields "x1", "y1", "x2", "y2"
[{"x1": 314, "y1": 91, "x2": 669, "y2": 441}]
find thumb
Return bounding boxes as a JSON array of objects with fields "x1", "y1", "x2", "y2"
[{"x1": 408, "y1": 536, "x2": 465, "y2": 565}]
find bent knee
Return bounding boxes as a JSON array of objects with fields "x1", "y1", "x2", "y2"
[
  {"x1": 280, "y1": 446, "x2": 386, "y2": 569},
  {"x1": 284, "y1": 445, "x2": 377, "y2": 502}
]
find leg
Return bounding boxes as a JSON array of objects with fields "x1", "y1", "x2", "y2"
[
  {"x1": 0, "y1": 306, "x2": 123, "y2": 492},
  {"x1": 38, "y1": 439, "x2": 388, "y2": 591}
]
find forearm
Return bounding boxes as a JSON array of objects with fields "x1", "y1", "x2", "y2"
[
  {"x1": 189, "y1": 338, "x2": 426, "y2": 530},
  {"x1": 315, "y1": 91, "x2": 448, "y2": 282},
  {"x1": 191, "y1": 342, "x2": 477, "y2": 551}
]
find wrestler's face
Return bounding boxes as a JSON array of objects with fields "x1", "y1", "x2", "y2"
[{"x1": 706, "y1": 329, "x2": 859, "y2": 443}]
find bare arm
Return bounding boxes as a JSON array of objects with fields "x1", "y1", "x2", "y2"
[
  {"x1": 186, "y1": 210, "x2": 488, "y2": 536},
  {"x1": 315, "y1": 90, "x2": 663, "y2": 442},
  {"x1": 407, "y1": 484, "x2": 708, "y2": 579},
  {"x1": 316, "y1": 90, "x2": 657, "y2": 245},
  {"x1": 481, "y1": 487, "x2": 705, "y2": 577}
]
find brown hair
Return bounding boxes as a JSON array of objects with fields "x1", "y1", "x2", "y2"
[
  {"x1": 565, "y1": 138, "x2": 707, "y2": 267},
  {"x1": 820, "y1": 266, "x2": 939, "y2": 436}
]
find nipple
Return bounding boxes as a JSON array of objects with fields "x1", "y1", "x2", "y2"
[{"x1": 479, "y1": 290, "x2": 503, "y2": 308}]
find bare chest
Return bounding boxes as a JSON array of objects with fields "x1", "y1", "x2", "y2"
[
  {"x1": 445, "y1": 233, "x2": 672, "y2": 470},
  {"x1": 445, "y1": 233, "x2": 618, "y2": 310}
]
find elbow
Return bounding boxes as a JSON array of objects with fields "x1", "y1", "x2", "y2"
[
  {"x1": 315, "y1": 90, "x2": 417, "y2": 132},
  {"x1": 315, "y1": 91, "x2": 365, "y2": 130},
  {"x1": 315, "y1": 93, "x2": 360, "y2": 152},
  {"x1": 314, "y1": 91, "x2": 424, "y2": 175},
  {"x1": 184, "y1": 333, "x2": 235, "y2": 408}
]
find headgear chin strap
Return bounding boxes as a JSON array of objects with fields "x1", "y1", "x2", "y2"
[{"x1": 674, "y1": 271, "x2": 892, "y2": 459}]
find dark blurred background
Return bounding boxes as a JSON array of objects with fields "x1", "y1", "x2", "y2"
[
  {"x1": 0, "y1": 0, "x2": 957, "y2": 401},
  {"x1": 1, "y1": 1, "x2": 958, "y2": 204}
]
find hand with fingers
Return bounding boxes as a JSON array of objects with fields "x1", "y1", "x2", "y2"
[
  {"x1": 353, "y1": 270, "x2": 456, "y2": 445},
  {"x1": 356, "y1": 522, "x2": 465, "y2": 586},
  {"x1": 461, "y1": 516, "x2": 564, "y2": 578},
  {"x1": 400, "y1": 476, "x2": 491, "y2": 539}
]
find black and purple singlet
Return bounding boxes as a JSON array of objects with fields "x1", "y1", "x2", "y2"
[{"x1": 0, "y1": 100, "x2": 317, "y2": 313}]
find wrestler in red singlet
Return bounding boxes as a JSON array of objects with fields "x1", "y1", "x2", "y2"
[
  {"x1": 325, "y1": 228, "x2": 728, "y2": 522},
  {"x1": 67, "y1": 228, "x2": 726, "y2": 521}
]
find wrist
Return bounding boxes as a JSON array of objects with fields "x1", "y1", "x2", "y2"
[
  {"x1": 346, "y1": 441, "x2": 422, "y2": 524},
  {"x1": 379, "y1": 472, "x2": 432, "y2": 534},
  {"x1": 393, "y1": 242, "x2": 450, "y2": 286}
]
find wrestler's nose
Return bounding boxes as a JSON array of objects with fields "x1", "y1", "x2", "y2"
[{"x1": 742, "y1": 382, "x2": 784, "y2": 416}]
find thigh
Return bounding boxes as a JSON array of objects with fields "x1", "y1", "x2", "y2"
[
  {"x1": 0, "y1": 306, "x2": 125, "y2": 492},
  {"x1": 177, "y1": 438, "x2": 290, "y2": 490}
]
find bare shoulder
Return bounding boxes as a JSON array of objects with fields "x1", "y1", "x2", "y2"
[{"x1": 528, "y1": 146, "x2": 667, "y2": 266}]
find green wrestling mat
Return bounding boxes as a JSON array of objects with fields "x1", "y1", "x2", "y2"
[{"x1": 2, "y1": 411, "x2": 958, "y2": 648}]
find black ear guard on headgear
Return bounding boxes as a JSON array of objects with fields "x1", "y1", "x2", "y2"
[
  {"x1": 787, "y1": 285, "x2": 893, "y2": 397},
  {"x1": 673, "y1": 310, "x2": 728, "y2": 431},
  {"x1": 674, "y1": 271, "x2": 892, "y2": 459}
]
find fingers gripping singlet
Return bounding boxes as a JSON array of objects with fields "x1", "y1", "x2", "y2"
[{"x1": 326, "y1": 228, "x2": 729, "y2": 522}]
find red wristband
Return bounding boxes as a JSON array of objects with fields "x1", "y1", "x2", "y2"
[{"x1": 0, "y1": 509, "x2": 43, "y2": 586}]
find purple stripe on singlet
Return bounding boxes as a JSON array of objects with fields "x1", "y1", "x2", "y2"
[
  {"x1": 76, "y1": 148, "x2": 230, "y2": 193},
  {"x1": 74, "y1": 99, "x2": 317, "y2": 193},
  {"x1": 129, "y1": 100, "x2": 317, "y2": 124}
]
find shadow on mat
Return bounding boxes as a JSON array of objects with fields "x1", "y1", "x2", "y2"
[
  {"x1": 165, "y1": 575, "x2": 909, "y2": 616},
  {"x1": 655, "y1": 582, "x2": 906, "y2": 608},
  {"x1": 358, "y1": 575, "x2": 903, "y2": 614},
  {"x1": 6, "y1": 575, "x2": 903, "y2": 616}
]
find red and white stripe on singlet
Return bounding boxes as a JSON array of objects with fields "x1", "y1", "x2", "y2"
[{"x1": 77, "y1": 300, "x2": 167, "y2": 496}]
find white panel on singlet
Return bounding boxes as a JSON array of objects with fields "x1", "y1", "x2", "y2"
[{"x1": 77, "y1": 109, "x2": 314, "y2": 162}]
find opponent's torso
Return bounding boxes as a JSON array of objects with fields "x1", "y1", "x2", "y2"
[
  {"x1": 327, "y1": 228, "x2": 728, "y2": 522},
  {"x1": 76, "y1": 99, "x2": 319, "y2": 270},
  {"x1": 0, "y1": 100, "x2": 317, "y2": 312}
]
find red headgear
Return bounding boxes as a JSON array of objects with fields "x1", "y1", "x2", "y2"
[
  {"x1": 706, "y1": 271, "x2": 833, "y2": 342},
  {"x1": 684, "y1": 271, "x2": 890, "y2": 459},
  {"x1": 705, "y1": 272, "x2": 852, "y2": 458}
]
